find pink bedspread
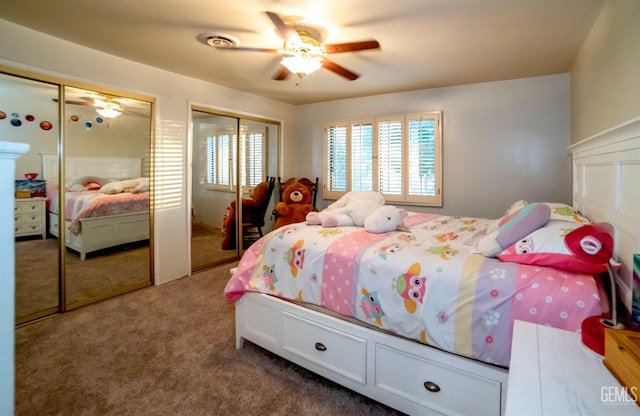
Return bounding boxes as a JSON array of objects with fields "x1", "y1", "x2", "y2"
[
  {"x1": 49, "y1": 190, "x2": 149, "y2": 235},
  {"x1": 225, "y1": 213, "x2": 603, "y2": 367}
]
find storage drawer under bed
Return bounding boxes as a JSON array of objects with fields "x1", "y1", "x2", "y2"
[
  {"x1": 375, "y1": 343, "x2": 503, "y2": 415},
  {"x1": 282, "y1": 311, "x2": 367, "y2": 384}
]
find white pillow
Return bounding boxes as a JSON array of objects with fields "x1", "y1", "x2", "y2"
[{"x1": 100, "y1": 177, "x2": 149, "y2": 194}]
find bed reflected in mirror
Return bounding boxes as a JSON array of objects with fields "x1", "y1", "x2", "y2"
[
  {"x1": 6, "y1": 72, "x2": 154, "y2": 323},
  {"x1": 62, "y1": 86, "x2": 153, "y2": 310}
]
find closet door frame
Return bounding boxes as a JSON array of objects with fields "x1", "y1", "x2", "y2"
[
  {"x1": 3, "y1": 65, "x2": 155, "y2": 324},
  {"x1": 189, "y1": 105, "x2": 281, "y2": 271}
]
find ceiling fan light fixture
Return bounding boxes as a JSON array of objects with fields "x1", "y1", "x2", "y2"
[
  {"x1": 279, "y1": 38, "x2": 325, "y2": 77},
  {"x1": 281, "y1": 55, "x2": 323, "y2": 76},
  {"x1": 96, "y1": 102, "x2": 122, "y2": 119}
]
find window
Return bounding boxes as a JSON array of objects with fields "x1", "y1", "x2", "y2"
[
  {"x1": 240, "y1": 130, "x2": 266, "y2": 187},
  {"x1": 207, "y1": 128, "x2": 266, "y2": 189},
  {"x1": 323, "y1": 112, "x2": 442, "y2": 206}
]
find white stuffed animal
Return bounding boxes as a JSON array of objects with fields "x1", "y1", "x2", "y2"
[
  {"x1": 364, "y1": 205, "x2": 409, "y2": 233},
  {"x1": 306, "y1": 190, "x2": 385, "y2": 227}
]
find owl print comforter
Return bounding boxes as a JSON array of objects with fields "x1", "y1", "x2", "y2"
[{"x1": 224, "y1": 212, "x2": 602, "y2": 367}]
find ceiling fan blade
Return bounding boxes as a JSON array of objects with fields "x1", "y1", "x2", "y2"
[
  {"x1": 215, "y1": 46, "x2": 279, "y2": 53},
  {"x1": 52, "y1": 98, "x2": 94, "y2": 106},
  {"x1": 272, "y1": 65, "x2": 291, "y2": 81},
  {"x1": 322, "y1": 60, "x2": 360, "y2": 81},
  {"x1": 265, "y1": 11, "x2": 300, "y2": 43},
  {"x1": 323, "y1": 40, "x2": 380, "y2": 54}
]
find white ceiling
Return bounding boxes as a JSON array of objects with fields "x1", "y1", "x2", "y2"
[{"x1": 0, "y1": 0, "x2": 605, "y2": 105}]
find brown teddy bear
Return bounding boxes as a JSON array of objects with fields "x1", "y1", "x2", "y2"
[{"x1": 274, "y1": 181, "x2": 315, "y2": 229}]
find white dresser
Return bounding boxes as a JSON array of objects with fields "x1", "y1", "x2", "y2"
[
  {"x1": 506, "y1": 320, "x2": 640, "y2": 415},
  {"x1": 15, "y1": 197, "x2": 46, "y2": 239}
]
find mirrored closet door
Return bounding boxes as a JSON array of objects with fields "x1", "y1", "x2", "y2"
[
  {"x1": 4, "y1": 73, "x2": 61, "y2": 323},
  {"x1": 190, "y1": 107, "x2": 279, "y2": 271},
  {"x1": 63, "y1": 86, "x2": 153, "y2": 310},
  {"x1": 2, "y1": 70, "x2": 154, "y2": 324}
]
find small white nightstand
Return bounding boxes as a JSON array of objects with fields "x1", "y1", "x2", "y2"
[
  {"x1": 14, "y1": 197, "x2": 46, "y2": 239},
  {"x1": 506, "y1": 320, "x2": 639, "y2": 415}
]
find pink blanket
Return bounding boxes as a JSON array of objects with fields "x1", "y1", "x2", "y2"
[{"x1": 49, "y1": 190, "x2": 149, "y2": 235}]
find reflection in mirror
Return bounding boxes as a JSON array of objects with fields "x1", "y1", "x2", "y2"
[
  {"x1": 190, "y1": 109, "x2": 280, "y2": 271},
  {"x1": 191, "y1": 111, "x2": 238, "y2": 270},
  {"x1": 62, "y1": 86, "x2": 152, "y2": 310},
  {"x1": 3, "y1": 72, "x2": 61, "y2": 324},
  {"x1": 238, "y1": 118, "x2": 279, "y2": 251}
]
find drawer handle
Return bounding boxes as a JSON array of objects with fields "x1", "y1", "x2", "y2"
[
  {"x1": 423, "y1": 381, "x2": 441, "y2": 393},
  {"x1": 314, "y1": 342, "x2": 327, "y2": 351}
]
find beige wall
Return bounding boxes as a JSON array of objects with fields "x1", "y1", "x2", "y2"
[
  {"x1": 298, "y1": 74, "x2": 573, "y2": 220},
  {"x1": 570, "y1": 0, "x2": 640, "y2": 143}
]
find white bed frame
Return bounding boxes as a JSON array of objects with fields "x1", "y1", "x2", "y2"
[
  {"x1": 570, "y1": 117, "x2": 640, "y2": 314},
  {"x1": 41, "y1": 153, "x2": 150, "y2": 261},
  {"x1": 233, "y1": 118, "x2": 639, "y2": 416}
]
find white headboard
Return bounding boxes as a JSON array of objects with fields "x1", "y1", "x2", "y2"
[
  {"x1": 40, "y1": 153, "x2": 143, "y2": 183},
  {"x1": 570, "y1": 117, "x2": 640, "y2": 313}
]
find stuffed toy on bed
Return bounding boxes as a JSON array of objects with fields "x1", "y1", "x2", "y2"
[
  {"x1": 99, "y1": 177, "x2": 149, "y2": 194},
  {"x1": 477, "y1": 202, "x2": 551, "y2": 257},
  {"x1": 306, "y1": 190, "x2": 385, "y2": 228},
  {"x1": 363, "y1": 205, "x2": 409, "y2": 233}
]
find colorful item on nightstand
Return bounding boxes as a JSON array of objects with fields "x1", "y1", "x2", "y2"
[
  {"x1": 565, "y1": 223, "x2": 624, "y2": 355},
  {"x1": 15, "y1": 179, "x2": 46, "y2": 198}
]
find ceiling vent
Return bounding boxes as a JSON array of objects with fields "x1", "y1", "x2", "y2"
[{"x1": 199, "y1": 33, "x2": 239, "y2": 48}]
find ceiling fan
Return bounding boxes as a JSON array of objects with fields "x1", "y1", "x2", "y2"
[
  {"x1": 54, "y1": 95, "x2": 149, "y2": 119},
  {"x1": 209, "y1": 11, "x2": 381, "y2": 81}
]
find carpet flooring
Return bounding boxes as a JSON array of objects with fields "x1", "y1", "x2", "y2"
[{"x1": 15, "y1": 263, "x2": 403, "y2": 416}]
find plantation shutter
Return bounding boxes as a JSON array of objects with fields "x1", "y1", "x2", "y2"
[
  {"x1": 206, "y1": 136, "x2": 216, "y2": 184},
  {"x1": 377, "y1": 119, "x2": 403, "y2": 201},
  {"x1": 323, "y1": 112, "x2": 441, "y2": 206},
  {"x1": 325, "y1": 124, "x2": 348, "y2": 196},
  {"x1": 241, "y1": 130, "x2": 265, "y2": 187},
  {"x1": 407, "y1": 117, "x2": 436, "y2": 196},
  {"x1": 351, "y1": 122, "x2": 373, "y2": 191},
  {"x1": 218, "y1": 134, "x2": 231, "y2": 186}
]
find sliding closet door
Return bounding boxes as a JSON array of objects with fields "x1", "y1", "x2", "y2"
[
  {"x1": 237, "y1": 118, "x2": 279, "y2": 251},
  {"x1": 63, "y1": 86, "x2": 153, "y2": 310},
  {"x1": 191, "y1": 110, "x2": 239, "y2": 270},
  {"x1": 3, "y1": 72, "x2": 61, "y2": 324},
  {"x1": 190, "y1": 108, "x2": 280, "y2": 271},
  {"x1": 5, "y1": 69, "x2": 155, "y2": 323}
]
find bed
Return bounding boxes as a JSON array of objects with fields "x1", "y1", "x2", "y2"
[
  {"x1": 224, "y1": 118, "x2": 640, "y2": 416},
  {"x1": 41, "y1": 153, "x2": 150, "y2": 261}
]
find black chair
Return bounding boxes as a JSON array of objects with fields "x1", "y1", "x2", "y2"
[
  {"x1": 221, "y1": 177, "x2": 276, "y2": 250},
  {"x1": 241, "y1": 176, "x2": 276, "y2": 244}
]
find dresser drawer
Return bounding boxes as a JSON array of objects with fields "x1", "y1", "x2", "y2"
[
  {"x1": 15, "y1": 212, "x2": 42, "y2": 225},
  {"x1": 282, "y1": 312, "x2": 367, "y2": 384},
  {"x1": 15, "y1": 201, "x2": 42, "y2": 214},
  {"x1": 375, "y1": 344, "x2": 502, "y2": 416},
  {"x1": 15, "y1": 198, "x2": 46, "y2": 239},
  {"x1": 15, "y1": 223, "x2": 43, "y2": 235}
]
